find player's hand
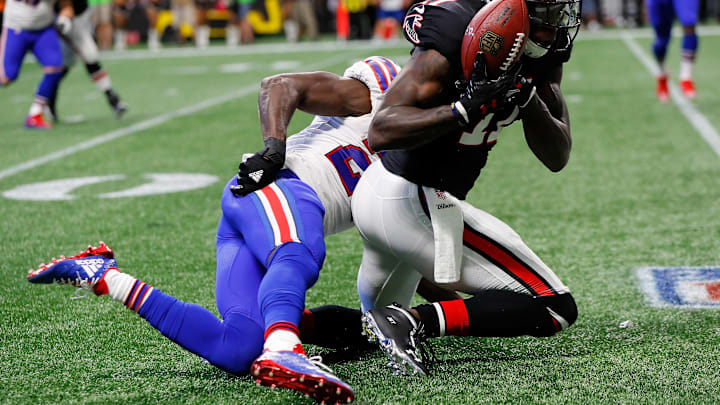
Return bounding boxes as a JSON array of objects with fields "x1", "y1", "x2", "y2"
[
  {"x1": 503, "y1": 63, "x2": 537, "y2": 109},
  {"x1": 452, "y1": 53, "x2": 514, "y2": 132},
  {"x1": 230, "y1": 138, "x2": 286, "y2": 196},
  {"x1": 55, "y1": 15, "x2": 73, "y2": 35}
]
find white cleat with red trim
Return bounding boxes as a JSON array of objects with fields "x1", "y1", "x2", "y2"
[{"x1": 251, "y1": 344, "x2": 354, "y2": 404}]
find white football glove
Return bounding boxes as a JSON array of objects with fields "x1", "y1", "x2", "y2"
[{"x1": 55, "y1": 15, "x2": 72, "y2": 35}]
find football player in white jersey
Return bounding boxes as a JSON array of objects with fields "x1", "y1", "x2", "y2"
[
  {"x1": 50, "y1": 0, "x2": 128, "y2": 121},
  {"x1": 27, "y1": 56, "x2": 401, "y2": 404},
  {"x1": 1, "y1": 0, "x2": 72, "y2": 128}
]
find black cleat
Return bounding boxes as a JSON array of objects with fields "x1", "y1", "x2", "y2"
[
  {"x1": 361, "y1": 303, "x2": 431, "y2": 376},
  {"x1": 106, "y1": 89, "x2": 128, "y2": 119}
]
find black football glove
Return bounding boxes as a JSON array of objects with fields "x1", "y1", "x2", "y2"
[
  {"x1": 230, "y1": 137, "x2": 286, "y2": 196},
  {"x1": 504, "y1": 63, "x2": 537, "y2": 109},
  {"x1": 451, "y1": 53, "x2": 515, "y2": 132}
]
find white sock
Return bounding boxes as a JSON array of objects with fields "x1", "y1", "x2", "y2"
[
  {"x1": 103, "y1": 269, "x2": 154, "y2": 311},
  {"x1": 284, "y1": 20, "x2": 299, "y2": 43},
  {"x1": 679, "y1": 58, "x2": 694, "y2": 81},
  {"x1": 28, "y1": 99, "x2": 45, "y2": 116},
  {"x1": 93, "y1": 73, "x2": 112, "y2": 92},
  {"x1": 657, "y1": 63, "x2": 667, "y2": 77},
  {"x1": 114, "y1": 30, "x2": 127, "y2": 50},
  {"x1": 264, "y1": 329, "x2": 301, "y2": 352},
  {"x1": 226, "y1": 25, "x2": 238, "y2": 47},
  {"x1": 148, "y1": 30, "x2": 161, "y2": 49}
]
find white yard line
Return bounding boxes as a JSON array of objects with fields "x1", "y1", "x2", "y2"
[
  {"x1": 623, "y1": 34, "x2": 720, "y2": 159},
  {"x1": 0, "y1": 53, "x2": 350, "y2": 182}
]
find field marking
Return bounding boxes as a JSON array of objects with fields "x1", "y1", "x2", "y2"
[
  {"x1": 623, "y1": 34, "x2": 720, "y2": 158},
  {"x1": 0, "y1": 53, "x2": 351, "y2": 182}
]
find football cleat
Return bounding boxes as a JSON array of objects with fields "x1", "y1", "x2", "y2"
[
  {"x1": 251, "y1": 345, "x2": 354, "y2": 404},
  {"x1": 680, "y1": 79, "x2": 697, "y2": 100},
  {"x1": 27, "y1": 242, "x2": 117, "y2": 295},
  {"x1": 361, "y1": 303, "x2": 432, "y2": 376},
  {"x1": 106, "y1": 89, "x2": 128, "y2": 119},
  {"x1": 656, "y1": 75, "x2": 669, "y2": 103},
  {"x1": 24, "y1": 113, "x2": 52, "y2": 129}
]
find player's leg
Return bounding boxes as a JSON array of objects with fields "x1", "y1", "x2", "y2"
[
  {"x1": 194, "y1": 0, "x2": 211, "y2": 48},
  {"x1": 674, "y1": 0, "x2": 699, "y2": 98},
  {"x1": 73, "y1": 10, "x2": 128, "y2": 117},
  {"x1": 409, "y1": 200, "x2": 577, "y2": 339},
  {"x1": 27, "y1": 26, "x2": 64, "y2": 129},
  {"x1": 26, "y1": 239, "x2": 265, "y2": 374},
  {"x1": 646, "y1": 0, "x2": 673, "y2": 102},
  {"x1": 0, "y1": 26, "x2": 30, "y2": 86},
  {"x1": 47, "y1": 33, "x2": 77, "y2": 122},
  {"x1": 94, "y1": 0, "x2": 114, "y2": 50},
  {"x1": 220, "y1": 172, "x2": 354, "y2": 403}
]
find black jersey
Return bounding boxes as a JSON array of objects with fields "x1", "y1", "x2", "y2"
[
  {"x1": 383, "y1": 0, "x2": 497, "y2": 200},
  {"x1": 383, "y1": 0, "x2": 570, "y2": 200}
]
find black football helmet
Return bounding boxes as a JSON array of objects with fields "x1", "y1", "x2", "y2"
[{"x1": 524, "y1": 0, "x2": 581, "y2": 58}]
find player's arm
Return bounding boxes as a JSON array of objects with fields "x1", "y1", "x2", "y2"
[
  {"x1": 369, "y1": 50, "x2": 510, "y2": 151},
  {"x1": 56, "y1": 0, "x2": 75, "y2": 35},
  {"x1": 519, "y1": 65, "x2": 571, "y2": 172},
  {"x1": 368, "y1": 49, "x2": 460, "y2": 151},
  {"x1": 231, "y1": 72, "x2": 372, "y2": 196},
  {"x1": 257, "y1": 71, "x2": 372, "y2": 144}
]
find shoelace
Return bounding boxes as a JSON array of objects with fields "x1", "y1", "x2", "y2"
[
  {"x1": 307, "y1": 355, "x2": 336, "y2": 376},
  {"x1": 410, "y1": 322, "x2": 442, "y2": 374}
]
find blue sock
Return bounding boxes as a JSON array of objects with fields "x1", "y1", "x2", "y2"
[
  {"x1": 682, "y1": 33, "x2": 698, "y2": 59},
  {"x1": 36, "y1": 71, "x2": 62, "y2": 100}
]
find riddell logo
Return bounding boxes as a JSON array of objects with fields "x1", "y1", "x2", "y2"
[
  {"x1": 386, "y1": 316, "x2": 397, "y2": 325},
  {"x1": 436, "y1": 203, "x2": 455, "y2": 210}
]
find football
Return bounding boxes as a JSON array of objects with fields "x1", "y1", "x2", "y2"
[{"x1": 460, "y1": 0, "x2": 530, "y2": 80}]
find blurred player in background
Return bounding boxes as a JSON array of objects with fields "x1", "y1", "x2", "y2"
[
  {"x1": 170, "y1": 0, "x2": 194, "y2": 45},
  {"x1": 226, "y1": 0, "x2": 253, "y2": 46},
  {"x1": 27, "y1": 55, "x2": 402, "y2": 404},
  {"x1": 113, "y1": 0, "x2": 162, "y2": 50},
  {"x1": 351, "y1": 0, "x2": 581, "y2": 375},
  {"x1": 50, "y1": 0, "x2": 127, "y2": 121},
  {"x1": 193, "y1": 0, "x2": 213, "y2": 47},
  {"x1": 373, "y1": 0, "x2": 405, "y2": 41},
  {"x1": 88, "y1": 0, "x2": 112, "y2": 48},
  {"x1": 647, "y1": 0, "x2": 699, "y2": 101},
  {"x1": 1, "y1": 0, "x2": 72, "y2": 129}
]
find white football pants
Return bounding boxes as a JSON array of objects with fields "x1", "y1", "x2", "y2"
[{"x1": 351, "y1": 161, "x2": 570, "y2": 312}]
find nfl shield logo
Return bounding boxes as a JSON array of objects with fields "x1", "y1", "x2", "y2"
[
  {"x1": 480, "y1": 31, "x2": 504, "y2": 56},
  {"x1": 636, "y1": 267, "x2": 720, "y2": 308}
]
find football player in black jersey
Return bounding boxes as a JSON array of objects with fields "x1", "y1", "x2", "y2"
[{"x1": 346, "y1": 0, "x2": 582, "y2": 375}]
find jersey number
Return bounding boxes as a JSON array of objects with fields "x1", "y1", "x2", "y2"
[
  {"x1": 325, "y1": 140, "x2": 380, "y2": 196},
  {"x1": 457, "y1": 106, "x2": 520, "y2": 146}
]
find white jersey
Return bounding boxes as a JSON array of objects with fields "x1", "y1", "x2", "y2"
[
  {"x1": 284, "y1": 56, "x2": 401, "y2": 236},
  {"x1": 3, "y1": 0, "x2": 57, "y2": 31}
]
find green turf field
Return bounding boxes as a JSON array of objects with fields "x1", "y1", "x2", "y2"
[{"x1": 2, "y1": 29, "x2": 720, "y2": 404}]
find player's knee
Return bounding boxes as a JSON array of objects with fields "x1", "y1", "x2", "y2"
[
  {"x1": 269, "y1": 242, "x2": 324, "y2": 286},
  {"x1": 538, "y1": 293, "x2": 577, "y2": 337},
  {"x1": 1, "y1": 71, "x2": 18, "y2": 85},
  {"x1": 209, "y1": 313, "x2": 264, "y2": 374}
]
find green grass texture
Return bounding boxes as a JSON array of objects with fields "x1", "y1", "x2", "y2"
[{"x1": 1, "y1": 30, "x2": 720, "y2": 404}]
